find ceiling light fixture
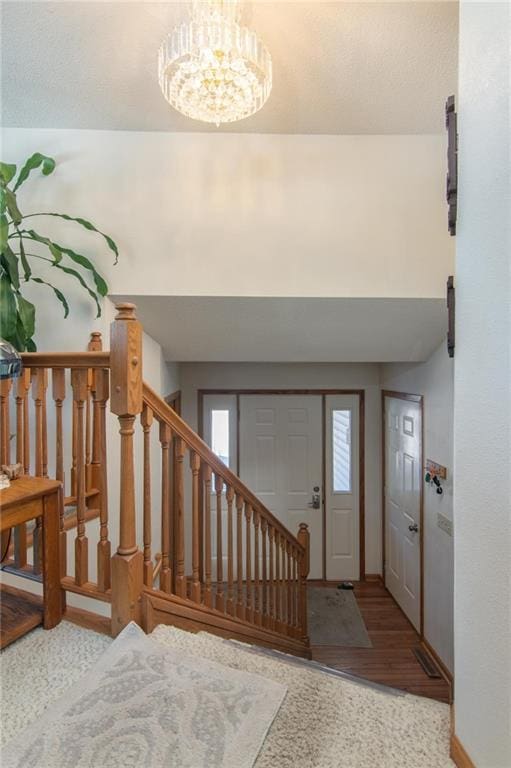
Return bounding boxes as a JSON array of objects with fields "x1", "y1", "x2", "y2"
[{"x1": 158, "y1": 0, "x2": 272, "y2": 127}]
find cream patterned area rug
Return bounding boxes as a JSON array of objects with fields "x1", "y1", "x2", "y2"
[
  {"x1": 1, "y1": 622, "x2": 286, "y2": 768},
  {"x1": 1, "y1": 621, "x2": 111, "y2": 747},
  {"x1": 1, "y1": 620, "x2": 455, "y2": 768}
]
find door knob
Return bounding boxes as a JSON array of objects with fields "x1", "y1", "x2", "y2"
[
  {"x1": 408, "y1": 523, "x2": 419, "y2": 533},
  {"x1": 308, "y1": 489, "x2": 321, "y2": 509}
]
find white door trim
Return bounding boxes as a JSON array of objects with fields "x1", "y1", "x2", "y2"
[{"x1": 382, "y1": 390, "x2": 424, "y2": 635}]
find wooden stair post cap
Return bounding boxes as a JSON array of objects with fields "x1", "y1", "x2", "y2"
[
  {"x1": 114, "y1": 303, "x2": 138, "y2": 321},
  {"x1": 88, "y1": 331, "x2": 103, "y2": 351}
]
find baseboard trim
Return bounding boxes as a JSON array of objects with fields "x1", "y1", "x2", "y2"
[
  {"x1": 64, "y1": 605, "x2": 112, "y2": 636},
  {"x1": 421, "y1": 638, "x2": 453, "y2": 701},
  {"x1": 364, "y1": 573, "x2": 383, "y2": 583},
  {"x1": 307, "y1": 576, "x2": 383, "y2": 586},
  {"x1": 450, "y1": 734, "x2": 477, "y2": 768}
]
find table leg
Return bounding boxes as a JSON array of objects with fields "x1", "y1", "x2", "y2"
[{"x1": 42, "y1": 490, "x2": 64, "y2": 629}]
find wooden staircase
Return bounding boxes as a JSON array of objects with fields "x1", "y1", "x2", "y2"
[{"x1": 0, "y1": 303, "x2": 311, "y2": 658}]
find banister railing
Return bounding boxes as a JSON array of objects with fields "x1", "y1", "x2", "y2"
[
  {"x1": 142, "y1": 384, "x2": 306, "y2": 551},
  {"x1": 1, "y1": 337, "x2": 111, "y2": 604},
  {"x1": 140, "y1": 382, "x2": 310, "y2": 642},
  {"x1": 1, "y1": 303, "x2": 310, "y2": 650}
]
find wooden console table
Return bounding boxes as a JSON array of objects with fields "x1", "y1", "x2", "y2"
[{"x1": 0, "y1": 476, "x2": 63, "y2": 648}]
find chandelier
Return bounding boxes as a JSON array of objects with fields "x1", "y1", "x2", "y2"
[{"x1": 158, "y1": 0, "x2": 272, "y2": 126}]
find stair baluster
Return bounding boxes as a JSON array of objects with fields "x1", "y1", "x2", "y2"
[
  {"x1": 203, "y1": 465, "x2": 213, "y2": 607},
  {"x1": 253, "y1": 509, "x2": 261, "y2": 626},
  {"x1": 226, "y1": 485, "x2": 235, "y2": 616},
  {"x1": 245, "y1": 503, "x2": 253, "y2": 623},
  {"x1": 159, "y1": 422, "x2": 172, "y2": 594},
  {"x1": 0, "y1": 378, "x2": 12, "y2": 466},
  {"x1": 190, "y1": 450, "x2": 201, "y2": 603},
  {"x1": 141, "y1": 403, "x2": 153, "y2": 588},
  {"x1": 215, "y1": 473, "x2": 224, "y2": 612},
  {"x1": 96, "y1": 368, "x2": 111, "y2": 592},
  {"x1": 236, "y1": 492, "x2": 244, "y2": 620},
  {"x1": 175, "y1": 437, "x2": 186, "y2": 598},
  {"x1": 269, "y1": 524, "x2": 275, "y2": 630},
  {"x1": 261, "y1": 517, "x2": 269, "y2": 628},
  {"x1": 71, "y1": 369, "x2": 88, "y2": 586}
]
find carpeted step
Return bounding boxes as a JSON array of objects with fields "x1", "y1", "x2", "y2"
[{"x1": 150, "y1": 624, "x2": 455, "y2": 768}]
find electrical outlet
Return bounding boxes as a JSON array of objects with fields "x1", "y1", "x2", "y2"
[{"x1": 437, "y1": 513, "x2": 453, "y2": 536}]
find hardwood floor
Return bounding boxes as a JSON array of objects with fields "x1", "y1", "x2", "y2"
[
  {"x1": 0, "y1": 583, "x2": 43, "y2": 649},
  {"x1": 310, "y1": 581, "x2": 451, "y2": 703}
]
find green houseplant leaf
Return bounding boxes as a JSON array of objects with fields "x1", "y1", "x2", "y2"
[
  {"x1": 54, "y1": 263, "x2": 102, "y2": 317},
  {"x1": 22, "y1": 212, "x2": 119, "y2": 263},
  {"x1": 14, "y1": 153, "x2": 55, "y2": 191},
  {"x1": 0, "y1": 163, "x2": 16, "y2": 185},
  {"x1": 16, "y1": 293, "x2": 36, "y2": 339},
  {"x1": 0, "y1": 151, "x2": 119, "y2": 350},
  {"x1": 31, "y1": 277, "x2": 69, "y2": 318},
  {"x1": 22, "y1": 230, "x2": 108, "y2": 296},
  {"x1": 0, "y1": 273, "x2": 17, "y2": 338},
  {"x1": 0, "y1": 214, "x2": 9, "y2": 251},
  {"x1": 1, "y1": 244, "x2": 20, "y2": 289},
  {"x1": 18, "y1": 237, "x2": 31, "y2": 280},
  {"x1": 5, "y1": 188, "x2": 22, "y2": 225}
]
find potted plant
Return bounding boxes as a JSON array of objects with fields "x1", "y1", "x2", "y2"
[{"x1": 0, "y1": 152, "x2": 118, "y2": 351}]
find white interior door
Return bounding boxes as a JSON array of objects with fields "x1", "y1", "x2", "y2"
[
  {"x1": 384, "y1": 396, "x2": 422, "y2": 630},
  {"x1": 239, "y1": 395, "x2": 323, "y2": 578},
  {"x1": 325, "y1": 395, "x2": 360, "y2": 581}
]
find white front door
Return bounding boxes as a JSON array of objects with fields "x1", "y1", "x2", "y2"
[
  {"x1": 239, "y1": 395, "x2": 323, "y2": 578},
  {"x1": 384, "y1": 396, "x2": 422, "y2": 630},
  {"x1": 325, "y1": 395, "x2": 360, "y2": 581}
]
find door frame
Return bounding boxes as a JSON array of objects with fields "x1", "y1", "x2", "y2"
[
  {"x1": 165, "y1": 389, "x2": 182, "y2": 416},
  {"x1": 381, "y1": 390, "x2": 424, "y2": 636},
  {"x1": 198, "y1": 389, "x2": 365, "y2": 581}
]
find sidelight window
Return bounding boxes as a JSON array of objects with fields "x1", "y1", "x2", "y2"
[{"x1": 332, "y1": 409, "x2": 352, "y2": 493}]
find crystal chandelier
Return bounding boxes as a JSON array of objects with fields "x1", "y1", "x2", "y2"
[{"x1": 158, "y1": 0, "x2": 272, "y2": 126}]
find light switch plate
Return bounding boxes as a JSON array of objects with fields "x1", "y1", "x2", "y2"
[{"x1": 437, "y1": 512, "x2": 453, "y2": 536}]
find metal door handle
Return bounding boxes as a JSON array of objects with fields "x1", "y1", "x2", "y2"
[
  {"x1": 408, "y1": 523, "x2": 419, "y2": 533},
  {"x1": 308, "y1": 489, "x2": 321, "y2": 509}
]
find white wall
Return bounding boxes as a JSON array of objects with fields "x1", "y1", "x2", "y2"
[
  {"x1": 3, "y1": 128, "x2": 453, "y2": 300},
  {"x1": 179, "y1": 362, "x2": 382, "y2": 574},
  {"x1": 453, "y1": 3, "x2": 511, "y2": 766},
  {"x1": 162, "y1": 362, "x2": 181, "y2": 399},
  {"x1": 382, "y1": 341, "x2": 454, "y2": 673}
]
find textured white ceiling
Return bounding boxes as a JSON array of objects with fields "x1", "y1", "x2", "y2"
[
  {"x1": 111, "y1": 295, "x2": 448, "y2": 362},
  {"x1": 1, "y1": 1, "x2": 458, "y2": 134}
]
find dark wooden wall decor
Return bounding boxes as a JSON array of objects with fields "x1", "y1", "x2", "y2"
[
  {"x1": 446, "y1": 95, "x2": 458, "y2": 236},
  {"x1": 447, "y1": 276, "x2": 455, "y2": 358}
]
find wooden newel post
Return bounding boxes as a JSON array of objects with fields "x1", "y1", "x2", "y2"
[
  {"x1": 297, "y1": 522, "x2": 310, "y2": 645},
  {"x1": 110, "y1": 303, "x2": 144, "y2": 635}
]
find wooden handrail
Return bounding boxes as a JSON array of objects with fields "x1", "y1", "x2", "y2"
[
  {"x1": 142, "y1": 382, "x2": 305, "y2": 554},
  {"x1": 21, "y1": 352, "x2": 111, "y2": 369}
]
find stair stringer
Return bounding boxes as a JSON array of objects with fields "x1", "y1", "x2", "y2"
[{"x1": 142, "y1": 589, "x2": 311, "y2": 659}]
